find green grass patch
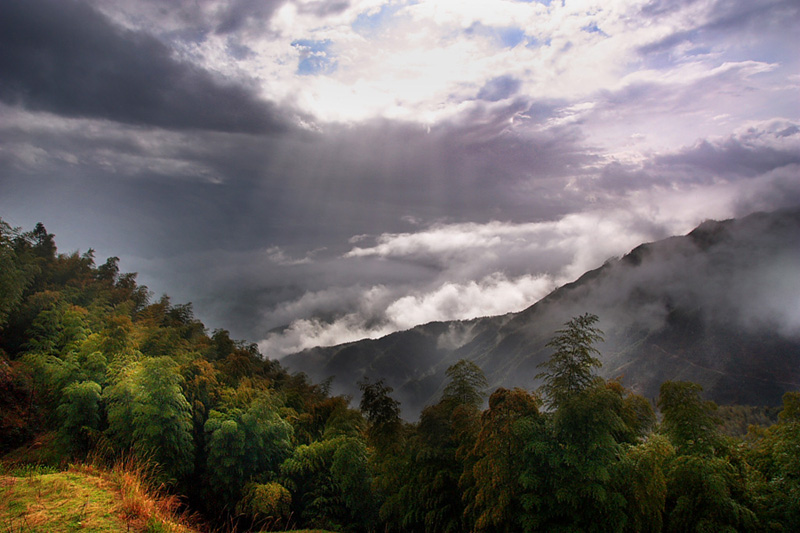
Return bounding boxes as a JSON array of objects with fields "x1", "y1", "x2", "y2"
[
  {"x1": 0, "y1": 465, "x2": 327, "y2": 532},
  {"x1": 0, "y1": 470, "x2": 127, "y2": 531}
]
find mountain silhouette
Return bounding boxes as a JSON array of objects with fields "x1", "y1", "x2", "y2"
[{"x1": 283, "y1": 208, "x2": 800, "y2": 418}]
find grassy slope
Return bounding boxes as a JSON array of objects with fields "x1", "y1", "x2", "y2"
[
  {"x1": 1, "y1": 470, "x2": 131, "y2": 532},
  {"x1": 0, "y1": 463, "x2": 338, "y2": 532},
  {"x1": 0, "y1": 464, "x2": 196, "y2": 533}
]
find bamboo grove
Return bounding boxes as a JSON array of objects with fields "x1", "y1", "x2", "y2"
[{"x1": 1, "y1": 219, "x2": 799, "y2": 532}]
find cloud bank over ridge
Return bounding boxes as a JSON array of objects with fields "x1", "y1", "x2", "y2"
[{"x1": 0, "y1": 0, "x2": 798, "y2": 356}]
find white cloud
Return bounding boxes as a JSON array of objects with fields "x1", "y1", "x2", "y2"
[
  {"x1": 385, "y1": 273, "x2": 554, "y2": 329},
  {"x1": 258, "y1": 272, "x2": 554, "y2": 356},
  {"x1": 258, "y1": 314, "x2": 393, "y2": 357},
  {"x1": 75, "y1": 0, "x2": 797, "y2": 136},
  {"x1": 79, "y1": 0, "x2": 798, "y2": 131},
  {"x1": 260, "y1": 207, "x2": 698, "y2": 356},
  {"x1": 344, "y1": 210, "x2": 678, "y2": 282},
  {"x1": 265, "y1": 246, "x2": 313, "y2": 266}
]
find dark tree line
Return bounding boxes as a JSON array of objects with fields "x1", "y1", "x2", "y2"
[{"x1": 2, "y1": 220, "x2": 799, "y2": 532}]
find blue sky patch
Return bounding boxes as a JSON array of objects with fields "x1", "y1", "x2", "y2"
[
  {"x1": 525, "y1": 36, "x2": 543, "y2": 49},
  {"x1": 582, "y1": 22, "x2": 608, "y2": 37},
  {"x1": 466, "y1": 23, "x2": 528, "y2": 49},
  {"x1": 352, "y1": 3, "x2": 407, "y2": 36},
  {"x1": 292, "y1": 39, "x2": 337, "y2": 76},
  {"x1": 497, "y1": 27, "x2": 526, "y2": 48}
]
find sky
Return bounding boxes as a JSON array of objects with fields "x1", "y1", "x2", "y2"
[{"x1": 1, "y1": 0, "x2": 798, "y2": 358}]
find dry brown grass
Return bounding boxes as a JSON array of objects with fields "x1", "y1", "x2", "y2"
[
  {"x1": 78, "y1": 456, "x2": 198, "y2": 532},
  {"x1": 1, "y1": 457, "x2": 200, "y2": 532},
  {"x1": 0, "y1": 470, "x2": 126, "y2": 532}
]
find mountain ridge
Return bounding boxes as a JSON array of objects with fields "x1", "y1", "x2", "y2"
[{"x1": 283, "y1": 208, "x2": 800, "y2": 417}]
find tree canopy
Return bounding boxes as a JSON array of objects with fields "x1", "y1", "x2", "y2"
[{"x1": 536, "y1": 312, "x2": 604, "y2": 408}]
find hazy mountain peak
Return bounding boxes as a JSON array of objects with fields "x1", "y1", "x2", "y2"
[{"x1": 284, "y1": 208, "x2": 800, "y2": 418}]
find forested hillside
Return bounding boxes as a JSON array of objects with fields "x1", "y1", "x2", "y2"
[{"x1": 2, "y1": 218, "x2": 800, "y2": 532}]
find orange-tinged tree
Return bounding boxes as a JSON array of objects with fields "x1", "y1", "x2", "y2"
[{"x1": 465, "y1": 387, "x2": 540, "y2": 532}]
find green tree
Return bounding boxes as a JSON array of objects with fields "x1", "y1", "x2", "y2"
[
  {"x1": 389, "y1": 360, "x2": 486, "y2": 533},
  {"x1": 658, "y1": 381, "x2": 759, "y2": 532},
  {"x1": 25, "y1": 303, "x2": 90, "y2": 357},
  {"x1": 359, "y1": 377, "x2": 403, "y2": 453},
  {"x1": 20, "y1": 350, "x2": 83, "y2": 417},
  {"x1": 541, "y1": 384, "x2": 629, "y2": 532},
  {"x1": 609, "y1": 380, "x2": 657, "y2": 443},
  {"x1": 57, "y1": 380, "x2": 103, "y2": 456},
  {"x1": 465, "y1": 387, "x2": 541, "y2": 532},
  {"x1": 442, "y1": 359, "x2": 489, "y2": 409},
  {"x1": 24, "y1": 303, "x2": 65, "y2": 355},
  {"x1": 664, "y1": 454, "x2": 758, "y2": 532},
  {"x1": 105, "y1": 357, "x2": 194, "y2": 481},
  {"x1": 31, "y1": 222, "x2": 57, "y2": 261},
  {"x1": 104, "y1": 363, "x2": 138, "y2": 451},
  {"x1": 614, "y1": 434, "x2": 673, "y2": 533},
  {"x1": 658, "y1": 381, "x2": 722, "y2": 455},
  {"x1": 135, "y1": 357, "x2": 195, "y2": 480},
  {"x1": 100, "y1": 315, "x2": 142, "y2": 378},
  {"x1": 519, "y1": 317, "x2": 647, "y2": 533},
  {"x1": 204, "y1": 393, "x2": 293, "y2": 508},
  {"x1": 0, "y1": 218, "x2": 37, "y2": 330},
  {"x1": 358, "y1": 377, "x2": 407, "y2": 532},
  {"x1": 236, "y1": 481, "x2": 293, "y2": 529},
  {"x1": 746, "y1": 391, "x2": 800, "y2": 530},
  {"x1": 281, "y1": 434, "x2": 374, "y2": 531},
  {"x1": 74, "y1": 333, "x2": 109, "y2": 386},
  {"x1": 536, "y1": 313, "x2": 604, "y2": 408}
]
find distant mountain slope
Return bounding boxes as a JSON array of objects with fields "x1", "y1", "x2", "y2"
[{"x1": 283, "y1": 208, "x2": 800, "y2": 418}]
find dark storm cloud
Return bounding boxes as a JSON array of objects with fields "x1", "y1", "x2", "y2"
[
  {"x1": 213, "y1": 0, "x2": 348, "y2": 35},
  {"x1": 0, "y1": 92, "x2": 602, "y2": 342},
  {"x1": 276, "y1": 101, "x2": 597, "y2": 226},
  {"x1": 639, "y1": 0, "x2": 800, "y2": 58},
  {"x1": 113, "y1": 99, "x2": 592, "y2": 249},
  {"x1": 89, "y1": 0, "x2": 348, "y2": 41},
  {"x1": 591, "y1": 60, "x2": 774, "y2": 123},
  {"x1": 701, "y1": 0, "x2": 800, "y2": 34},
  {"x1": 588, "y1": 120, "x2": 800, "y2": 197},
  {"x1": 0, "y1": 0, "x2": 289, "y2": 134},
  {"x1": 0, "y1": 94, "x2": 593, "y2": 253},
  {"x1": 639, "y1": 0, "x2": 700, "y2": 18},
  {"x1": 95, "y1": 0, "x2": 220, "y2": 29},
  {"x1": 298, "y1": 0, "x2": 351, "y2": 17},
  {"x1": 655, "y1": 137, "x2": 800, "y2": 178},
  {"x1": 215, "y1": 0, "x2": 288, "y2": 34}
]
